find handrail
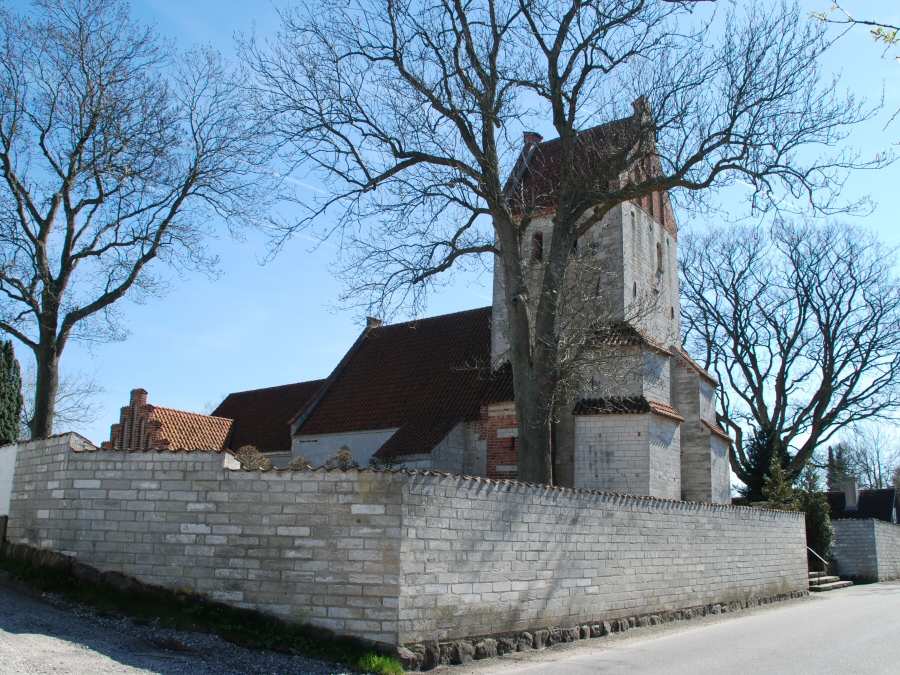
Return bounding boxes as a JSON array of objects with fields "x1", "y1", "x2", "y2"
[{"x1": 807, "y1": 546, "x2": 828, "y2": 572}]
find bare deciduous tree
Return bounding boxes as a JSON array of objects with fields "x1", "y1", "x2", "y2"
[
  {"x1": 820, "y1": 424, "x2": 900, "y2": 491},
  {"x1": 0, "y1": 0, "x2": 277, "y2": 437},
  {"x1": 19, "y1": 363, "x2": 106, "y2": 438},
  {"x1": 245, "y1": 0, "x2": 876, "y2": 484},
  {"x1": 681, "y1": 220, "x2": 900, "y2": 483}
]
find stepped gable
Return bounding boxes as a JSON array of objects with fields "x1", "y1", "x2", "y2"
[
  {"x1": 825, "y1": 488, "x2": 899, "y2": 523},
  {"x1": 505, "y1": 100, "x2": 678, "y2": 238},
  {"x1": 294, "y1": 307, "x2": 513, "y2": 458},
  {"x1": 213, "y1": 380, "x2": 325, "y2": 454},
  {"x1": 102, "y1": 388, "x2": 233, "y2": 452}
]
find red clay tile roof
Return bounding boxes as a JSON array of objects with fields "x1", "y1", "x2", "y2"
[
  {"x1": 573, "y1": 396, "x2": 684, "y2": 423},
  {"x1": 294, "y1": 307, "x2": 512, "y2": 456},
  {"x1": 212, "y1": 380, "x2": 325, "y2": 454},
  {"x1": 596, "y1": 322, "x2": 671, "y2": 355},
  {"x1": 701, "y1": 419, "x2": 731, "y2": 442},
  {"x1": 646, "y1": 399, "x2": 686, "y2": 423},
  {"x1": 150, "y1": 407, "x2": 234, "y2": 451},
  {"x1": 506, "y1": 109, "x2": 678, "y2": 238},
  {"x1": 673, "y1": 345, "x2": 719, "y2": 385}
]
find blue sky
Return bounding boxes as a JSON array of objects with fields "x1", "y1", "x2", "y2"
[{"x1": 8, "y1": 0, "x2": 899, "y2": 444}]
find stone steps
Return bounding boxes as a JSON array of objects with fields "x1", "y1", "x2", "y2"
[{"x1": 808, "y1": 571, "x2": 853, "y2": 592}]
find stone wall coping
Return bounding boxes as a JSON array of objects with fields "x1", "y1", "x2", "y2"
[{"x1": 71, "y1": 444, "x2": 801, "y2": 517}]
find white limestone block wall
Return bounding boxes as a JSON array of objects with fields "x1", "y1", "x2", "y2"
[
  {"x1": 397, "y1": 473, "x2": 806, "y2": 644},
  {"x1": 832, "y1": 519, "x2": 900, "y2": 581},
  {"x1": 7, "y1": 434, "x2": 807, "y2": 649},
  {"x1": 6, "y1": 434, "x2": 404, "y2": 647},
  {"x1": 574, "y1": 413, "x2": 682, "y2": 499}
]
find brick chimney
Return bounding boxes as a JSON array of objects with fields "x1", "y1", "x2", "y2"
[
  {"x1": 366, "y1": 317, "x2": 382, "y2": 330},
  {"x1": 523, "y1": 131, "x2": 543, "y2": 148},
  {"x1": 844, "y1": 479, "x2": 859, "y2": 510}
]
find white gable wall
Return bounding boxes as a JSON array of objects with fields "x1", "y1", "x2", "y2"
[{"x1": 292, "y1": 428, "x2": 398, "y2": 468}]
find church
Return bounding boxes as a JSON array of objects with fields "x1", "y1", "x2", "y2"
[{"x1": 102, "y1": 104, "x2": 732, "y2": 504}]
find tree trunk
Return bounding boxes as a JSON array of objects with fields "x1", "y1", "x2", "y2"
[
  {"x1": 502, "y1": 249, "x2": 557, "y2": 485},
  {"x1": 30, "y1": 346, "x2": 60, "y2": 438}
]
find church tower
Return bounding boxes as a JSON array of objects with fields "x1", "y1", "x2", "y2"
[{"x1": 492, "y1": 105, "x2": 730, "y2": 503}]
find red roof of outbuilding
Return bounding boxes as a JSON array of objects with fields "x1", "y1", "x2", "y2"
[
  {"x1": 294, "y1": 307, "x2": 513, "y2": 457},
  {"x1": 212, "y1": 380, "x2": 325, "y2": 453},
  {"x1": 145, "y1": 406, "x2": 233, "y2": 452}
]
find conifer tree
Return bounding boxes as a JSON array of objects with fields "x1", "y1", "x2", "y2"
[
  {"x1": 796, "y1": 464, "x2": 834, "y2": 559},
  {"x1": 762, "y1": 455, "x2": 797, "y2": 510},
  {"x1": 0, "y1": 340, "x2": 23, "y2": 445},
  {"x1": 740, "y1": 426, "x2": 792, "y2": 502}
]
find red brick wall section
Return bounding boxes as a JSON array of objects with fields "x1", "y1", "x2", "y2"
[
  {"x1": 481, "y1": 403, "x2": 519, "y2": 480},
  {"x1": 101, "y1": 389, "x2": 164, "y2": 451}
]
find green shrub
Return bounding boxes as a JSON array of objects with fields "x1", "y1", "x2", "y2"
[
  {"x1": 234, "y1": 445, "x2": 274, "y2": 470},
  {"x1": 324, "y1": 446, "x2": 359, "y2": 470},
  {"x1": 358, "y1": 653, "x2": 405, "y2": 675}
]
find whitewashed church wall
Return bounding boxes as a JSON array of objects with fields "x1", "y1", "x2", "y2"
[
  {"x1": 430, "y1": 424, "x2": 466, "y2": 475},
  {"x1": 622, "y1": 204, "x2": 680, "y2": 348},
  {"x1": 586, "y1": 349, "x2": 643, "y2": 399},
  {"x1": 710, "y1": 436, "x2": 731, "y2": 504},
  {"x1": 292, "y1": 428, "x2": 398, "y2": 468},
  {"x1": 642, "y1": 349, "x2": 671, "y2": 403},
  {"x1": 463, "y1": 422, "x2": 487, "y2": 476},
  {"x1": 0, "y1": 442, "x2": 19, "y2": 516},
  {"x1": 554, "y1": 406, "x2": 576, "y2": 488},
  {"x1": 679, "y1": 421, "x2": 710, "y2": 502},
  {"x1": 7, "y1": 435, "x2": 807, "y2": 650},
  {"x1": 648, "y1": 416, "x2": 681, "y2": 500},
  {"x1": 699, "y1": 377, "x2": 717, "y2": 423},
  {"x1": 574, "y1": 414, "x2": 652, "y2": 494}
]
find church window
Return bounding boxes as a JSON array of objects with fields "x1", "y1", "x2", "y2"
[
  {"x1": 656, "y1": 242, "x2": 663, "y2": 272},
  {"x1": 671, "y1": 307, "x2": 675, "y2": 319},
  {"x1": 532, "y1": 231, "x2": 544, "y2": 261},
  {"x1": 631, "y1": 211, "x2": 636, "y2": 230},
  {"x1": 633, "y1": 282, "x2": 637, "y2": 297}
]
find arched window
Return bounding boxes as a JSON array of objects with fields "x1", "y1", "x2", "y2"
[
  {"x1": 656, "y1": 242, "x2": 664, "y2": 272},
  {"x1": 631, "y1": 211, "x2": 636, "y2": 230},
  {"x1": 532, "y1": 231, "x2": 544, "y2": 261}
]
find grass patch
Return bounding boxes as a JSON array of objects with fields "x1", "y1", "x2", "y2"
[
  {"x1": 0, "y1": 552, "x2": 404, "y2": 673},
  {"x1": 358, "y1": 652, "x2": 406, "y2": 675}
]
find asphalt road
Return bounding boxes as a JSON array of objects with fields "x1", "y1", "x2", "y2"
[{"x1": 455, "y1": 582, "x2": 900, "y2": 675}]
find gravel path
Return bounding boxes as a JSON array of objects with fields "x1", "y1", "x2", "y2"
[{"x1": 0, "y1": 581, "x2": 355, "y2": 675}]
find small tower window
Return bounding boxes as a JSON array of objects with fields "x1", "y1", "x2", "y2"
[
  {"x1": 671, "y1": 307, "x2": 675, "y2": 319},
  {"x1": 633, "y1": 282, "x2": 637, "y2": 297},
  {"x1": 532, "y1": 231, "x2": 544, "y2": 261},
  {"x1": 656, "y1": 242, "x2": 664, "y2": 272},
  {"x1": 631, "y1": 211, "x2": 636, "y2": 230}
]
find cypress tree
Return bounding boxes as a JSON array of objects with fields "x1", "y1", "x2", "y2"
[
  {"x1": 796, "y1": 464, "x2": 834, "y2": 559},
  {"x1": 739, "y1": 426, "x2": 791, "y2": 501},
  {"x1": 0, "y1": 341, "x2": 23, "y2": 445},
  {"x1": 762, "y1": 454, "x2": 797, "y2": 510}
]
